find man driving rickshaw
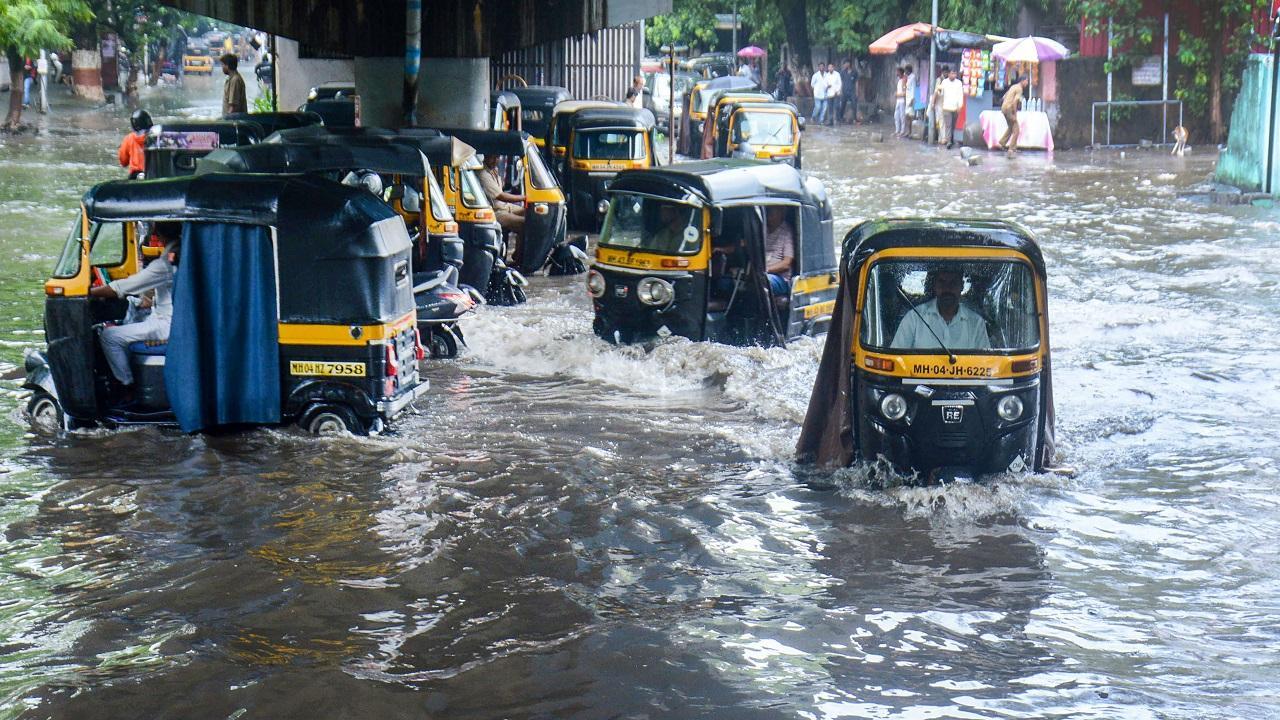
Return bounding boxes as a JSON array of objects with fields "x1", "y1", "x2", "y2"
[
  {"x1": 586, "y1": 160, "x2": 837, "y2": 347},
  {"x1": 23, "y1": 174, "x2": 428, "y2": 435},
  {"x1": 796, "y1": 218, "x2": 1057, "y2": 484}
]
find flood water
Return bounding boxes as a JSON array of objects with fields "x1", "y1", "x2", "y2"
[{"x1": 1, "y1": 85, "x2": 1278, "y2": 719}]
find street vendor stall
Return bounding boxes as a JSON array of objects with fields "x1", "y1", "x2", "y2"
[{"x1": 979, "y1": 36, "x2": 1068, "y2": 151}]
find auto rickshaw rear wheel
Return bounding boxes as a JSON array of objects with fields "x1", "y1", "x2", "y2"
[
  {"x1": 428, "y1": 328, "x2": 459, "y2": 359},
  {"x1": 26, "y1": 392, "x2": 63, "y2": 432},
  {"x1": 301, "y1": 404, "x2": 365, "y2": 436}
]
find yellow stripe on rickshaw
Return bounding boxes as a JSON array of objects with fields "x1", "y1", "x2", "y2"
[
  {"x1": 278, "y1": 311, "x2": 417, "y2": 346},
  {"x1": 855, "y1": 349, "x2": 1043, "y2": 380},
  {"x1": 596, "y1": 247, "x2": 709, "y2": 272}
]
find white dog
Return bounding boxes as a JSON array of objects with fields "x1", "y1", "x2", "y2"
[{"x1": 1172, "y1": 125, "x2": 1189, "y2": 156}]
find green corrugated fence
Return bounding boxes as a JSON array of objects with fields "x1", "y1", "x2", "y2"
[{"x1": 1216, "y1": 54, "x2": 1280, "y2": 194}]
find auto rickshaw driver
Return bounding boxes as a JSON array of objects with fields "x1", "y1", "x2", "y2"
[
  {"x1": 650, "y1": 203, "x2": 695, "y2": 254},
  {"x1": 88, "y1": 221, "x2": 181, "y2": 404},
  {"x1": 764, "y1": 206, "x2": 795, "y2": 299},
  {"x1": 891, "y1": 269, "x2": 992, "y2": 350},
  {"x1": 478, "y1": 154, "x2": 526, "y2": 238}
]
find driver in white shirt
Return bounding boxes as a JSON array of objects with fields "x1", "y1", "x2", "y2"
[{"x1": 891, "y1": 269, "x2": 991, "y2": 350}]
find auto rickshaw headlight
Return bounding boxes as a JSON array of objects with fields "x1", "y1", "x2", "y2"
[
  {"x1": 597, "y1": 199, "x2": 610, "y2": 215},
  {"x1": 637, "y1": 277, "x2": 674, "y2": 306},
  {"x1": 532, "y1": 202, "x2": 550, "y2": 215},
  {"x1": 586, "y1": 269, "x2": 606, "y2": 298},
  {"x1": 997, "y1": 395, "x2": 1024, "y2": 421},
  {"x1": 880, "y1": 393, "x2": 907, "y2": 422}
]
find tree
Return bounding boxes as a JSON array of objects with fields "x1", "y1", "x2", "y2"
[
  {"x1": 646, "y1": 0, "x2": 721, "y2": 52},
  {"x1": 0, "y1": 0, "x2": 90, "y2": 129}
]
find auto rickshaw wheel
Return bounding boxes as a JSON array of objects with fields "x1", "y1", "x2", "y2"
[
  {"x1": 301, "y1": 404, "x2": 365, "y2": 436},
  {"x1": 26, "y1": 392, "x2": 63, "y2": 432},
  {"x1": 428, "y1": 328, "x2": 459, "y2": 359}
]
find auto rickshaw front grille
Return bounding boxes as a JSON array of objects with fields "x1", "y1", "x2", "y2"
[{"x1": 937, "y1": 431, "x2": 968, "y2": 447}]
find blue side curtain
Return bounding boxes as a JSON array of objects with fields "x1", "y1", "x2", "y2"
[{"x1": 165, "y1": 223, "x2": 281, "y2": 432}]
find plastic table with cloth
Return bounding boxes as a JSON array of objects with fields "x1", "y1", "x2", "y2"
[{"x1": 979, "y1": 110, "x2": 1054, "y2": 151}]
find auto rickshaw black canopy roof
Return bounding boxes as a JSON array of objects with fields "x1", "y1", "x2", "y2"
[
  {"x1": 842, "y1": 218, "x2": 1047, "y2": 279},
  {"x1": 568, "y1": 106, "x2": 656, "y2": 131},
  {"x1": 427, "y1": 128, "x2": 533, "y2": 157},
  {"x1": 268, "y1": 126, "x2": 477, "y2": 170},
  {"x1": 725, "y1": 101, "x2": 800, "y2": 116},
  {"x1": 511, "y1": 86, "x2": 572, "y2": 111},
  {"x1": 195, "y1": 139, "x2": 431, "y2": 178},
  {"x1": 148, "y1": 120, "x2": 264, "y2": 146},
  {"x1": 692, "y1": 75, "x2": 757, "y2": 94},
  {"x1": 83, "y1": 173, "x2": 413, "y2": 324},
  {"x1": 224, "y1": 111, "x2": 324, "y2": 137},
  {"x1": 607, "y1": 160, "x2": 823, "y2": 208}
]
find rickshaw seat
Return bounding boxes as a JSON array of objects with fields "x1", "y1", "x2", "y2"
[{"x1": 128, "y1": 341, "x2": 168, "y2": 357}]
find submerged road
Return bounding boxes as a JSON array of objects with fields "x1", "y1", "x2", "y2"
[{"x1": 0, "y1": 86, "x2": 1278, "y2": 719}]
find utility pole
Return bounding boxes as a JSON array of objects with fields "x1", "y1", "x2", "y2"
[
  {"x1": 732, "y1": 1, "x2": 738, "y2": 54},
  {"x1": 928, "y1": 0, "x2": 938, "y2": 144}
]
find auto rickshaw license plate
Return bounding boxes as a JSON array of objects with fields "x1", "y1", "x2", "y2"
[{"x1": 289, "y1": 361, "x2": 367, "y2": 377}]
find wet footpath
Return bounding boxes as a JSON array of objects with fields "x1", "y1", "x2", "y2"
[{"x1": 0, "y1": 87, "x2": 1278, "y2": 719}]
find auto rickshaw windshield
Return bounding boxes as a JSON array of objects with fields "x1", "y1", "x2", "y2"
[
  {"x1": 426, "y1": 174, "x2": 452, "y2": 219},
  {"x1": 860, "y1": 259, "x2": 1041, "y2": 353},
  {"x1": 737, "y1": 111, "x2": 794, "y2": 145},
  {"x1": 574, "y1": 129, "x2": 646, "y2": 160},
  {"x1": 600, "y1": 195, "x2": 702, "y2": 256},
  {"x1": 458, "y1": 169, "x2": 492, "y2": 209},
  {"x1": 526, "y1": 148, "x2": 557, "y2": 189}
]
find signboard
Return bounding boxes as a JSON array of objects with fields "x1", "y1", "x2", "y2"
[{"x1": 1132, "y1": 55, "x2": 1162, "y2": 86}]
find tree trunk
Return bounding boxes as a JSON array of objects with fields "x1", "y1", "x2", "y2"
[
  {"x1": 4, "y1": 49, "x2": 23, "y2": 130},
  {"x1": 126, "y1": 62, "x2": 140, "y2": 104},
  {"x1": 774, "y1": 0, "x2": 811, "y2": 76},
  {"x1": 72, "y1": 48, "x2": 104, "y2": 102},
  {"x1": 149, "y1": 47, "x2": 164, "y2": 87},
  {"x1": 1209, "y1": 31, "x2": 1223, "y2": 143}
]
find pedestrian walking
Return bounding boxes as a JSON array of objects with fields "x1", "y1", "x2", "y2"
[
  {"x1": 625, "y1": 74, "x2": 645, "y2": 109},
  {"x1": 924, "y1": 66, "x2": 944, "y2": 144},
  {"x1": 893, "y1": 68, "x2": 906, "y2": 137},
  {"x1": 50, "y1": 52, "x2": 63, "y2": 86},
  {"x1": 774, "y1": 65, "x2": 794, "y2": 102},
  {"x1": 999, "y1": 76, "x2": 1028, "y2": 157},
  {"x1": 903, "y1": 66, "x2": 917, "y2": 138},
  {"x1": 220, "y1": 53, "x2": 247, "y2": 116},
  {"x1": 36, "y1": 52, "x2": 49, "y2": 114},
  {"x1": 838, "y1": 60, "x2": 856, "y2": 124},
  {"x1": 823, "y1": 64, "x2": 841, "y2": 127},
  {"x1": 940, "y1": 69, "x2": 965, "y2": 149},
  {"x1": 810, "y1": 66, "x2": 830, "y2": 125},
  {"x1": 22, "y1": 58, "x2": 35, "y2": 108}
]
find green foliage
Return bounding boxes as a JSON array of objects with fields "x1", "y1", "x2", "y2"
[
  {"x1": 0, "y1": 0, "x2": 90, "y2": 59},
  {"x1": 253, "y1": 87, "x2": 274, "y2": 114},
  {"x1": 646, "y1": 0, "x2": 721, "y2": 52}
]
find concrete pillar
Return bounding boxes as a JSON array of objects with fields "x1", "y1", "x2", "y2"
[
  {"x1": 275, "y1": 37, "x2": 354, "y2": 113},
  {"x1": 354, "y1": 57, "x2": 402, "y2": 128},
  {"x1": 416, "y1": 57, "x2": 489, "y2": 129}
]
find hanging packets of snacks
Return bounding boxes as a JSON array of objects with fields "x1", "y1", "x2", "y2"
[{"x1": 960, "y1": 48, "x2": 989, "y2": 96}]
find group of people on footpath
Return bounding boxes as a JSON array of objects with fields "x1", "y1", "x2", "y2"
[
  {"x1": 807, "y1": 62, "x2": 859, "y2": 126},
  {"x1": 18, "y1": 52, "x2": 63, "y2": 114}
]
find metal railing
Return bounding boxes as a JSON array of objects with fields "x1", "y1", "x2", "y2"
[{"x1": 1091, "y1": 99, "x2": 1183, "y2": 147}]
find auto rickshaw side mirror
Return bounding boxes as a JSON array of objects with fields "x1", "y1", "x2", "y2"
[{"x1": 797, "y1": 116, "x2": 807, "y2": 132}]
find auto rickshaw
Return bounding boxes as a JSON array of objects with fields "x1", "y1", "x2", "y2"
[
  {"x1": 429, "y1": 127, "x2": 575, "y2": 275},
  {"x1": 224, "y1": 110, "x2": 324, "y2": 136},
  {"x1": 23, "y1": 174, "x2": 428, "y2": 435},
  {"x1": 563, "y1": 106, "x2": 658, "y2": 232},
  {"x1": 193, "y1": 140, "x2": 479, "y2": 357},
  {"x1": 681, "y1": 53, "x2": 735, "y2": 79},
  {"x1": 490, "y1": 90, "x2": 522, "y2": 132},
  {"x1": 698, "y1": 90, "x2": 774, "y2": 159},
  {"x1": 301, "y1": 82, "x2": 359, "y2": 127},
  {"x1": 678, "y1": 75, "x2": 756, "y2": 157},
  {"x1": 144, "y1": 120, "x2": 263, "y2": 178},
  {"x1": 713, "y1": 101, "x2": 804, "y2": 167},
  {"x1": 510, "y1": 85, "x2": 572, "y2": 148},
  {"x1": 182, "y1": 54, "x2": 214, "y2": 75},
  {"x1": 544, "y1": 99, "x2": 620, "y2": 176},
  {"x1": 264, "y1": 126, "x2": 523, "y2": 306},
  {"x1": 795, "y1": 218, "x2": 1056, "y2": 484},
  {"x1": 587, "y1": 160, "x2": 836, "y2": 346}
]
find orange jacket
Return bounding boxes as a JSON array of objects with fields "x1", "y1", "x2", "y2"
[{"x1": 118, "y1": 132, "x2": 145, "y2": 175}]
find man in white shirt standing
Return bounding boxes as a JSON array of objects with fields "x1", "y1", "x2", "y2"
[
  {"x1": 810, "y1": 66, "x2": 829, "y2": 126},
  {"x1": 823, "y1": 63, "x2": 842, "y2": 127},
  {"x1": 891, "y1": 270, "x2": 991, "y2": 350},
  {"x1": 939, "y1": 69, "x2": 965, "y2": 149}
]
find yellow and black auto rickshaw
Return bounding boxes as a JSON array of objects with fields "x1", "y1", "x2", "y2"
[
  {"x1": 430, "y1": 127, "x2": 579, "y2": 275},
  {"x1": 194, "y1": 140, "x2": 481, "y2": 358},
  {"x1": 698, "y1": 89, "x2": 774, "y2": 159},
  {"x1": 544, "y1": 99, "x2": 619, "y2": 176},
  {"x1": 796, "y1": 218, "x2": 1056, "y2": 484},
  {"x1": 587, "y1": 160, "x2": 836, "y2": 346},
  {"x1": 144, "y1": 120, "x2": 263, "y2": 178},
  {"x1": 224, "y1": 110, "x2": 324, "y2": 137},
  {"x1": 510, "y1": 85, "x2": 572, "y2": 150},
  {"x1": 677, "y1": 75, "x2": 755, "y2": 157},
  {"x1": 23, "y1": 174, "x2": 428, "y2": 435},
  {"x1": 563, "y1": 106, "x2": 658, "y2": 232},
  {"x1": 714, "y1": 101, "x2": 804, "y2": 167}
]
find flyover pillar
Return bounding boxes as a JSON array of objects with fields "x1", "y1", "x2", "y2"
[
  {"x1": 354, "y1": 57, "x2": 402, "y2": 128},
  {"x1": 415, "y1": 58, "x2": 490, "y2": 129}
]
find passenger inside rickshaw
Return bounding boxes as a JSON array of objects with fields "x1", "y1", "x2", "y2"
[
  {"x1": 860, "y1": 260, "x2": 1041, "y2": 353},
  {"x1": 707, "y1": 205, "x2": 796, "y2": 329}
]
